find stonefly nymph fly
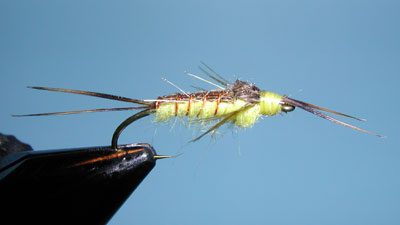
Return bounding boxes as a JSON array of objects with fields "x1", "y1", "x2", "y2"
[{"x1": 14, "y1": 63, "x2": 383, "y2": 149}]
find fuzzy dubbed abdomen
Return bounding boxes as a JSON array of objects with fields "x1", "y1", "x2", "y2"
[
  {"x1": 154, "y1": 100, "x2": 223, "y2": 122},
  {"x1": 234, "y1": 104, "x2": 261, "y2": 127},
  {"x1": 154, "y1": 98, "x2": 261, "y2": 128}
]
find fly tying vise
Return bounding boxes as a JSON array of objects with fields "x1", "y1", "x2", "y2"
[{"x1": 14, "y1": 63, "x2": 383, "y2": 150}]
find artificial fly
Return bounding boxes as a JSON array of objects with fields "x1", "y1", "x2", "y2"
[{"x1": 14, "y1": 62, "x2": 383, "y2": 149}]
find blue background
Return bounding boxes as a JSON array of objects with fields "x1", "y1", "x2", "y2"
[{"x1": 1, "y1": 1, "x2": 399, "y2": 224}]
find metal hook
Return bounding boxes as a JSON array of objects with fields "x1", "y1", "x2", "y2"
[{"x1": 111, "y1": 109, "x2": 155, "y2": 150}]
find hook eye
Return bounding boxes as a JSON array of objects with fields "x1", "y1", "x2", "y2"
[{"x1": 281, "y1": 104, "x2": 295, "y2": 113}]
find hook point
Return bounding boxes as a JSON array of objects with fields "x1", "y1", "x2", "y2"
[{"x1": 153, "y1": 153, "x2": 183, "y2": 160}]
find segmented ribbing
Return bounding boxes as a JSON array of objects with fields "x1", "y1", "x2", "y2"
[
  {"x1": 186, "y1": 95, "x2": 192, "y2": 116},
  {"x1": 175, "y1": 95, "x2": 180, "y2": 116},
  {"x1": 155, "y1": 91, "x2": 228, "y2": 113},
  {"x1": 214, "y1": 93, "x2": 222, "y2": 115},
  {"x1": 154, "y1": 90, "x2": 231, "y2": 121}
]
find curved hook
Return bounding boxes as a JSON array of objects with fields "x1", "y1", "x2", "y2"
[{"x1": 111, "y1": 109, "x2": 155, "y2": 149}]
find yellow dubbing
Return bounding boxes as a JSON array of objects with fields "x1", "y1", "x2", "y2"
[
  {"x1": 259, "y1": 91, "x2": 282, "y2": 116},
  {"x1": 177, "y1": 102, "x2": 189, "y2": 117},
  {"x1": 234, "y1": 104, "x2": 260, "y2": 128},
  {"x1": 155, "y1": 99, "x2": 244, "y2": 120},
  {"x1": 188, "y1": 101, "x2": 203, "y2": 118},
  {"x1": 199, "y1": 101, "x2": 217, "y2": 118},
  {"x1": 155, "y1": 94, "x2": 281, "y2": 128},
  {"x1": 155, "y1": 102, "x2": 175, "y2": 122}
]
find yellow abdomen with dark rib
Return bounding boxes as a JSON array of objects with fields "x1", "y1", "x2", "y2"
[{"x1": 155, "y1": 91, "x2": 284, "y2": 128}]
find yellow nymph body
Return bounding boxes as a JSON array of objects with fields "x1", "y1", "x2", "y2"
[
  {"x1": 16, "y1": 65, "x2": 382, "y2": 149},
  {"x1": 155, "y1": 89, "x2": 284, "y2": 128}
]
